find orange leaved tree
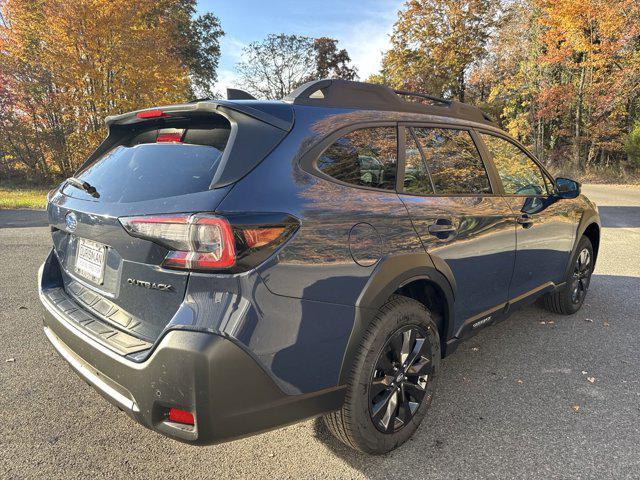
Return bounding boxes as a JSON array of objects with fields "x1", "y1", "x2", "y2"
[{"x1": 0, "y1": 0, "x2": 223, "y2": 180}]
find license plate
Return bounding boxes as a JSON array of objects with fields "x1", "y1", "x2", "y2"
[{"x1": 75, "y1": 238, "x2": 107, "y2": 284}]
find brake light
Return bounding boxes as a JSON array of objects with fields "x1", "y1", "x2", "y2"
[
  {"x1": 168, "y1": 408, "x2": 194, "y2": 425},
  {"x1": 120, "y1": 214, "x2": 235, "y2": 270},
  {"x1": 119, "y1": 213, "x2": 299, "y2": 272},
  {"x1": 156, "y1": 129, "x2": 184, "y2": 143},
  {"x1": 136, "y1": 109, "x2": 169, "y2": 119}
]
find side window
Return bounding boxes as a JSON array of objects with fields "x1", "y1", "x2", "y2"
[
  {"x1": 317, "y1": 127, "x2": 397, "y2": 190},
  {"x1": 403, "y1": 128, "x2": 434, "y2": 195},
  {"x1": 480, "y1": 133, "x2": 547, "y2": 195},
  {"x1": 412, "y1": 127, "x2": 491, "y2": 194}
]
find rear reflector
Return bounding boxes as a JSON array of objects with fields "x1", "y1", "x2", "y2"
[
  {"x1": 136, "y1": 109, "x2": 169, "y2": 119},
  {"x1": 168, "y1": 408, "x2": 195, "y2": 425}
]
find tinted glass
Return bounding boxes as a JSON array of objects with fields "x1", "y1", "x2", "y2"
[
  {"x1": 480, "y1": 134, "x2": 547, "y2": 195},
  {"x1": 403, "y1": 128, "x2": 433, "y2": 195},
  {"x1": 413, "y1": 128, "x2": 491, "y2": 194},
  {"x1": 318, "y1": 127, "x2": 397, "y2": 190},
  {"x1": 63, "y1": 123, "x2": 230, "y2": 203}
]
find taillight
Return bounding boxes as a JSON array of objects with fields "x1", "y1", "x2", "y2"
[
  {"x1": 119, "y1": 213, "x2": 298, "y2": 272},
  {"x1": 120, "y1": 214, "x2": 235, "y2": 270}
]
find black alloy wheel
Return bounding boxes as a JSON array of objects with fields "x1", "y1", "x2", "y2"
[
  {"x1": 571, "y1": 247, "x2": 592, "y2": 305},
  {"x1": 369, "y1": 325, "x2": 433, "y2": 433},
  {"x1": 542, "y1": 235, "x2": 594, "y2": 315}
]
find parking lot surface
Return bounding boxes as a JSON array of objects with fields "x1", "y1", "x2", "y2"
[{"x1": 1, "y1": 185, "x2": 639, "y2": 479}]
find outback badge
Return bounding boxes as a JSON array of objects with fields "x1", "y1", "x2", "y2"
[{"x1": 127, "y1": 278, "x2": 172, "y2": 291}]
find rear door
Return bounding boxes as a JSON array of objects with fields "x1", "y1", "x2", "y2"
[
  {"x1": 398, "y1": 125, "x2": 516, "y2": 330},
  {"x1": 476, "y1": 132, "x2": 578, "y2": 299}
]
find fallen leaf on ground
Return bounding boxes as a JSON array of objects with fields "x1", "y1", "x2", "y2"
[
  {"x1": 603, "y1": 321, "x2": 610, "y2": 327},
  {"x1": 572, "y1": 405, "x2": 580, "y2": 413},
  {"x1": 585, "y1": 318, "x2": 593, "y2": 323},
  {"x1": 587, "y1": 377, "x2": 596, "y2": 384},
  {"x1": 517, "y1": 379, "x2": 524, "y2": 384},
  {"x1": 548, "y1": 320, "x2": 555, "y2": 325},
  {"x1": 18, "y1": 306, "x2": 27, "y2": 310}
]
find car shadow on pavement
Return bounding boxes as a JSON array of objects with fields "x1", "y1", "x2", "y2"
[
  {"x1": 0, "y1": 209, "x2": 48, "y2": 228},
  {"x1": 311, "y1": 274, "x2": 640, "y2": 479},
  {"x1": 598, "y1": 206, "x2": 640, "y2": 228}
]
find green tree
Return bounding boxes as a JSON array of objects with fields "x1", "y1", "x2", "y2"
[
  {"x1": 626, "y1": 121, "x2": 640, "y2": 166},
  {"x1": 381, "y1": 0, "x2": 501, "y2": 102},
  {"x1": 169, "y1": 2, "x2": 224, "y2": 98}
]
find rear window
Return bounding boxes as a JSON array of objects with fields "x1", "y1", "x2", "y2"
[{"x1": 63, "y1": 120, "x2": 230, "y2": 203}]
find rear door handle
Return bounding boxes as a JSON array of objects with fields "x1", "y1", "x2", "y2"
[
  {"x1": 516, "y1": 214, "x2": 534, "y2": 228},
  {"x1": 428, "y1": 219, "x2": 457, "y2": 238}
]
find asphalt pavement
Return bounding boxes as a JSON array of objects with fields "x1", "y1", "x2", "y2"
[{"x1": 1, "y1": 185, "x2": 639, "y2": 479}]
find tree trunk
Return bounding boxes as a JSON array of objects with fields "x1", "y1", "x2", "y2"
[
  {"x1": 574, "y1": 66, "x2": 586, "y2": 168},
  {"x1": 457, "y1": 69, "x2": 465, "y2": 103}
]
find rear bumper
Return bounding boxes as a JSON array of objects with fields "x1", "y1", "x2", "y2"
[{"x1": 39, "y1": 264, "x2": 345, "y2": 445}]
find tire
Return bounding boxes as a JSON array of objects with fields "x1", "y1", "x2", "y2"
[
  {"x1": 323, "y1": 294, "x2": 440, "y2": 454},
  {"x1": 542, "y1": 235, "x2": 594, "y2": 315}
]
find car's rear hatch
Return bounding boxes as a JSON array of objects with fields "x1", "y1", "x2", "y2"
[{"x1": 46, "y1": 100, "x2": 293, "y2": 347}]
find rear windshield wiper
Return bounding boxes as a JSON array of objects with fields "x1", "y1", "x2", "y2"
[{"x1": 66, "y1": 177, "x2": 100, "y2": 198}]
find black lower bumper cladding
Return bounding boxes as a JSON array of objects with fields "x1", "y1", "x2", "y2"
[{"x1": 39, "y1": 261, "x2": 345, "y2": 444}]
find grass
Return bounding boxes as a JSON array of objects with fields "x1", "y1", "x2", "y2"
[{"x1": 0, "y1": 182, "x2": 52, "y2": 209}]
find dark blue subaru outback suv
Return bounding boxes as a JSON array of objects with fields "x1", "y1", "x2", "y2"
[{"x1": 39, "y1": 79, "x2": 600, "y2": 454}]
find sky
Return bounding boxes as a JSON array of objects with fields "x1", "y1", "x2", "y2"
[{"x1": 196, "y1": 0, "x2": 401, "y2": 93}]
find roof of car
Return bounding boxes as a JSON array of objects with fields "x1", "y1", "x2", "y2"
[{"x1": 282, "y1": 79, "x2": 498, "y2": 127}]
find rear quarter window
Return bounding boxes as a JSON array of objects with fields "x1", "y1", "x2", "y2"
[{"x1": 316, "y1": 126, "x2": 397, "y2": 190}]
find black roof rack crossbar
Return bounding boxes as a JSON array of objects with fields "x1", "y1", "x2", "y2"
[
  {"x1": 393, "y1": 89, "x2": 452, "y2": 106},
  {"x1": 282, "y1": 79, "x2": 496, "y2": 126}
]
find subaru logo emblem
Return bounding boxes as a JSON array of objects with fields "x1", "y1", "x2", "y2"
[{"x1": 65, "y1": 212, "x2": 77, "y2": 231}]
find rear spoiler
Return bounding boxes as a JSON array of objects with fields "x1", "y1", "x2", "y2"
[
  {"x1": 105, "y1": 100, "x2": 293, "y2": 131},
  {"x1": 80, "y1": 100, "x2": 294, "y2": 189}
]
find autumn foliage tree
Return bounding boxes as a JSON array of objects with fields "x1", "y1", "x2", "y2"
[
  {"x1": 380, "y1": 0, "x2": 500, "y2": 103},
  {"x1": 379, "y1": 0, "x2": 640, "y2": 176},
  {"x1": 0, "y1": 0, "x2": 223, "y2": 180},
  {"x1": 533, "y1": 0, "x2": 640, "y2": 169}
]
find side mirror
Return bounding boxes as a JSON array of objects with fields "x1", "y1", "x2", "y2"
[{"x1": 555, "y1": 177, "x2": 581, "y2": 199}]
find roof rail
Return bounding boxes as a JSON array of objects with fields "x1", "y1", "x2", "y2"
[
  {"x1": 393, "y1": 89, "x2": 452, "y2": 106},
  {"x1": 283, "y1": 79, "x2": 496, "y2": 126}
]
